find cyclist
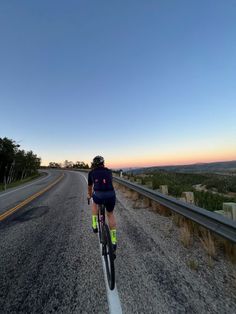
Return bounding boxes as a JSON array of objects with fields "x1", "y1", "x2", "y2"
[{"x1": 87, "y1": 155, "x2": 117, "y2": 252}]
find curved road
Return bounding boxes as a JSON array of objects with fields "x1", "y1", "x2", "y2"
[
  {"x1": 0, "y1": 170, "x2": 60, "y2": 216},
  {"x1": 0, "y1": 170, "x2": 235, "y2": 313}
]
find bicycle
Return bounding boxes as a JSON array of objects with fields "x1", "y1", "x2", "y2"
[{"x1": 88, "y1": 198, "x2": 115, "y2": 290}]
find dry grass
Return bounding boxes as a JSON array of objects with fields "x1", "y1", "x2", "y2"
[
  {"x1": 113, "y1": 182, "x2": 120, "y2": 190},
  {"x1": 142, "y1": 197, "x2": 150, "y2": 208},
  {"x1": 151, "y1": 201, "x2": 159, "y2": 211},
  {"x1": 164, "y1": 220, "x2": 175, "y2": 237},
  {"x1": 224, "y1": 241, "x2": 236, "y2": 264},
  {"x1": 199, "y1": 230, "x2": 216, "y2": 263},
  {"x1": 121, "y1": 186, "x2": 127, "y2": 193},
  {"x1": 124, "y1": 189, "x2": 133, "y2": 199},
  {"x1": 115, "y1": 182, "x2": 236, "y2": 265},
  {"x1": 172, "y1": 213, "x2": 181, "y2": 226},
  {"x1": 133, "y1": 200, "x2": 143, "y2": 209},
  {"x1": 187, "y1": 259, "x2": 198, "y2": 271},
  {"x1": 172, "y1": 214, "x2": 194, "y2": 233},
  {"x1": 157, "y1": 204, "x2": 171, "y2": 216},
  {"x1": 180, "y1": 223, "x2": 192, "y2": 248},
  {"x1": 167, "y1": 220, "x2": 174, "y2": 232},
  {"x1": 172, "y1": 213, "x2": 185, "y2": 227},
  {"x1": 133, "y1": 197, "x2": 150, "y2": 209},
  {"x1": 131, "y1": 191, "x2": 139, "y2": 201}
]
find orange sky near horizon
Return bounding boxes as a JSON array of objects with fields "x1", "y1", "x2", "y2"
[
  {"x1": 108, "y1": 155, "x2": 236, "y2": 169},
  {"x1": 41, "y1": 147, "x2": 236, "y2": 169}
]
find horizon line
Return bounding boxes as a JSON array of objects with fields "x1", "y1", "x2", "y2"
[
  {"x1": 42, "y1": 158, "x2": 236, "y2": 170},
  {"x1": 111, "y1": 159, "x2": 236, "y2": 170}
]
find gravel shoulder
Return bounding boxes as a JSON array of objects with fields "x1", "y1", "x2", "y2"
[{"x1": 115, "y1": 188, "x2": 236, "y2": 314}]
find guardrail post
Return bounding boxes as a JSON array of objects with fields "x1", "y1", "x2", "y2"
[
  {"x1": 160, "y1": 185, "x2": 168, "y2": 195},
  {"x1": 223, "y1": 203, "x2": 236, "y2": 221},
  {"x1": 181, "y1": 192, "x2": 195, "y2": 204}
]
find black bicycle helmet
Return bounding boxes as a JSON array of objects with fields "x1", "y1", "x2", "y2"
[{"x1": 92, "y1": 155, "x2": 104, "y2": 168}]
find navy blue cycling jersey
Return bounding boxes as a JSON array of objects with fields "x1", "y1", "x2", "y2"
[{"x1": 88, "y1": 167, "x2": 114, "y2": 192}]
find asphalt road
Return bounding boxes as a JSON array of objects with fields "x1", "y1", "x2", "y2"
[
  {"x1": 0, "y1": 170, "x2": 109, "y2": 313},
  {"x1": 0, "y1": 170, "x2": 235, "y2": 313},
  {"x1": 0, "y1": 170, "x2": 60, "y2": 215}
]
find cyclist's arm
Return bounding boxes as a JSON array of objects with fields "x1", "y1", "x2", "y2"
[
  {"x1": 88, "y1": 171, "x2": 93, "y2": 198},
  {"x1": 88, "y1": 185, "x2": 92, "y2": 198}
]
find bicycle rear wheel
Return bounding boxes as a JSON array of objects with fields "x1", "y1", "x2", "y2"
[
  {"x1": 97, "y1": 210, "x2": 102, "y2": 243},
  {"x1": 103, "y1": 224, "x2": 115, "y2": 290}
]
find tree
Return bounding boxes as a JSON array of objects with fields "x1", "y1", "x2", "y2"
[
  {"x1": 0, "y1": 137, "x2": 41, "y2": 185},
  {"x1": 64, "y1": 160, "x2": 73, "y2": 168},
  {"x1": 73, "y1": 161, "x2": 89, "y2": 169},
  {"x1": 48, "y1": 162, "x2": 61, "y2": 168}
]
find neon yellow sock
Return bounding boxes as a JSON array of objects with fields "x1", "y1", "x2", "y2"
[
  {"x1": 92, "y1": 215, "x2": 97, "y2": 229},
  {"x1": 110, "y1": 229, "x2": 117, "y2": 245}
]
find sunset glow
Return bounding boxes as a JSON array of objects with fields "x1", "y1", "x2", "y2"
[
  {"x1": 41, "y1": 146, "x2": 236, "y2": 169},
  {"x1": 1, "y1": 1, "x2": 236, "y2": 169}
]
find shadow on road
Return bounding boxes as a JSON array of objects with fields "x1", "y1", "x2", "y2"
[{"x1": 1, "y1": 206, "x2": 50, "y2": 226}]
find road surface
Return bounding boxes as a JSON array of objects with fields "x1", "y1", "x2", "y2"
[{"x1": 0, "y1": 170, "x2": 235, "y2": 313}]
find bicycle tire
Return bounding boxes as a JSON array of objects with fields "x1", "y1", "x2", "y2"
[{"x1": 103, "y1": 224, "x2": 115, "y2": 290}]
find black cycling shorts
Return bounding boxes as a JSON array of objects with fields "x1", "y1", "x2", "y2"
[{"x1": 92, "y1": 191, "x2": 116, "y2": 212}]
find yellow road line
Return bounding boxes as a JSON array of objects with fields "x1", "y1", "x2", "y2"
[{"x1": 0, "y1": 173, "x2": 64, "y2": 222}]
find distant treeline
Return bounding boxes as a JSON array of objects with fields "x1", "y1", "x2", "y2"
[
  {"x1": 125, "y1": 171, "x2": 236, "y2": 212},
  {"x1": 0, "y1": 137, "x2": 41, "y2": 185},
  {"x1": 127, "y1": 171, "x2": 236, "y2": 194},
  {"x1": 48, "y1": 160, "x2": 89, "y2": 169}
]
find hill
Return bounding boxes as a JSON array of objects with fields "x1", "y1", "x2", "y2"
[{"x1": 125, "y1": 160, "x2": 236, "y2": 175}]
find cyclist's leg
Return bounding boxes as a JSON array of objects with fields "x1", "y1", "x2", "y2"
[
  {"x1": 91, "y1": 195, "x2": 99, "y2": 232},
  {"x1": 107, "y1": 212, "x2": 117, "y2": 251},
  {"x1": 106, "y1": 197, "x2": 117, "y2": 249},
  {"x1": 106, "y1": 211, "x2": 116, "y2": 229}
]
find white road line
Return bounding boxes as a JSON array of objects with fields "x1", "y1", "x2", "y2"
[
  {"x1": 0, "y1": 171, "x2": 52, "y2": 198},
  {"x1": 99, "y1": 240, "x2": 123, "y2": 314},
  {"x1": 78, "y1": 172, "x2": 123, "y2": 314}
]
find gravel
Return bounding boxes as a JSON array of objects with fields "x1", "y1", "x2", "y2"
[{"x1": 115, "y1": 187, "x2": 236, "y2": 314}]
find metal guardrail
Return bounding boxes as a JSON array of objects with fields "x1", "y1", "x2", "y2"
[
  {"x1": 49, "y1": 168, "x2": 236, "y2": 243},
  {"x1": 113, "y1": 176, "x2": 236, "y2": 243}
]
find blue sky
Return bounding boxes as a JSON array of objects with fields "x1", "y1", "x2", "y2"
[{"x1": 1, "y1": 0, "x2": 236, "y2": 168}]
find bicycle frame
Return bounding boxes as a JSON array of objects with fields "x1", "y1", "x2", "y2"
[
  {"x1": 88, "y1": 198, "x2": 115, "y2": 290},
  {"x1": 98, "y1": 204, "x2": 105, "y2": 227}
]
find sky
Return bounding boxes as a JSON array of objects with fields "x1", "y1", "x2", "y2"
[{"x1": 0, "y1": 0, "x2": 236, "y2": 169}]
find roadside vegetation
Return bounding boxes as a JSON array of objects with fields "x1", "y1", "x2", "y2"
[
  {"x1": 0, "y1": 137, "x2": 41, "y2": 190},
  {"x1": 124, "y1": 171, "x2": 236, "y2": 211},
  {"x1": 0, "y1": 173, "x2": 41, "y2": 191}
]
